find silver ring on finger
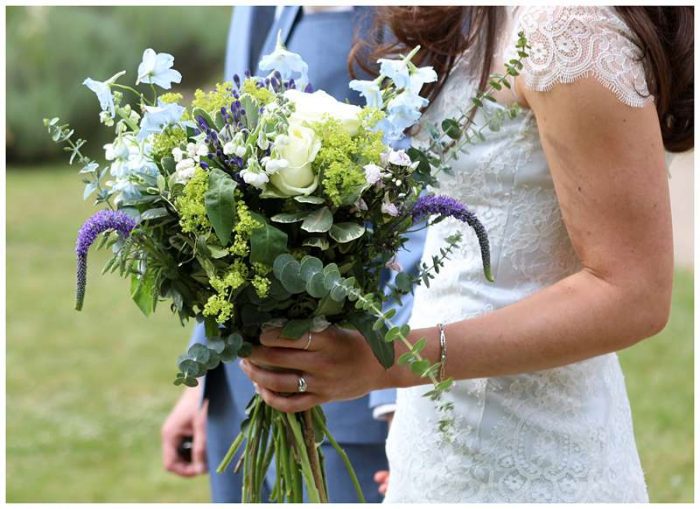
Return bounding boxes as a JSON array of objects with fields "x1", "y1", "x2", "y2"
[
  {"x1": 297, "y1": 374, "x2": 308, "y2": 393},
  {"x1": 304, "y1": 331, "x2": 312, "y2": 351}
]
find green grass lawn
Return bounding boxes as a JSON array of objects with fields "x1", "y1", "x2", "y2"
[{"x1": 6, "y1": 166, "x2": 694, "y2": 502}]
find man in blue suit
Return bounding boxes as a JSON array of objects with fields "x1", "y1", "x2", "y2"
[{"x1": 160, "y1": 6, "x2": 426, "y2": 503}]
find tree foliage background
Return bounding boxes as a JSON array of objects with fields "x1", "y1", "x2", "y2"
[{"x1": 6, "y1": 6, "x2": 232, "y2": 163}]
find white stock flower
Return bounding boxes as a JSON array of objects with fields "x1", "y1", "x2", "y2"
[
  {"x1": 171, "y1": 147, "x2": 184, "y2": 162},
  {"x1": 363, "y1": 163, "x2": 384, "y2": 185},
  {"x1": 387, "y1": 149, "x2": 412, "y2": 167},
  {"x1": 241, "y1": 168, "x2": 270, "y2": 188},
  {"x1": 381, "y1": 201, "x2": 400, "y2": 217},
  {"x1": 263, "y1": 157, "x2": 290, "y2": 175},
  {"x1": 173, "y1": 158, "x2": 197, "y2": 184}
]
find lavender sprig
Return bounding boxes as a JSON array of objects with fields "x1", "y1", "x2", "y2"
[
  {"x1": 75, "y1": 210, "x2": 137, "y2": 310},
  {"x1": 412, "y1": 194, "x2": 493, "y2": 282}
]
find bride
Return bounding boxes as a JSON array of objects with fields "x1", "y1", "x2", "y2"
[{"x1": 239, "y1": 6, "x2": 693, "y2": 502}]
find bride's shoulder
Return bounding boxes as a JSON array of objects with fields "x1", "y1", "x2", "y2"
[{"x1": 510, "y1": 6, "x2": 651, "y2": 108}]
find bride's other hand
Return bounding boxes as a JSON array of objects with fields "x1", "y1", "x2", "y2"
[{"x1": 239, "y1": 326, "x2": 389, "y2": 413}]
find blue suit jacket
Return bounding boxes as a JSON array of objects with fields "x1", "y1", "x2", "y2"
[{"x1": 193, "y1": 5, "x2": 427, "y2": 445}]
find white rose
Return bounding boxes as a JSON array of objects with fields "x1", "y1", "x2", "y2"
[
  {"x1": 268, "y1": 122, "x2": 322, "y2": 196},
  {"x1": 284, "y1": 89, "x2": 362, "y2": 136}
]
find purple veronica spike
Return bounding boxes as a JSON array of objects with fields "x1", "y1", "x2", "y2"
[
  {"x1": 75, "y1": 210, "x2": 137, "y2": 311},
  {"x1": 412, "y1": 194, "x2": 493, "y2": 282}
]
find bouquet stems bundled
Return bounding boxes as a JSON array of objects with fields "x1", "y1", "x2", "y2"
[{"x1": 217, "y1": 399, "x2": 363, "y2": 503}]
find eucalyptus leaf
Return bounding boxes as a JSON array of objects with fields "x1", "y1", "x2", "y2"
[
  {"x1": 273, "y1": 253, "x2": 297, "y2": 280},
  {"x1": 441, "y1": 118, "x2": 461, "y2": 140},
  {"x1": 279, "y1": 259, "x2": 306, "y2": 294},
  {"x1": 306, "y1": 271, "x2": 329, "y2": 298},
  {"x1": 299, "y1": 256, "x2": 323, "y2": 281}
]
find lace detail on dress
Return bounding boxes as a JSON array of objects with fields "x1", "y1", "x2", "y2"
[
  {"x1": 513, "y1": 6, "x2": 652, "y2": 108},
  {"x1": 384, "y1": 7, "x2": 649, "y2": 503}
]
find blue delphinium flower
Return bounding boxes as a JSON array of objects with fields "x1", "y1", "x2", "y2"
[
  {"x1": 378, "y1": 58, "x2": 411, "y2": 90},
  {"x1": 75, "y1": 210, "x2": 137, "y2": 310},
  {"x1": 376, "y1": 91, "x2": 429, "y2": 143},
  {"x1": 349, "y1": 79, "x2": 383, "y2": 108},
  {"x1": 378, "y1": 56, "x2": 437, "y2": 94},
  {"x1": 409, "y1": 65, "x2": 438, "y2": 94},
  {"x1": 412, "y1": 194, "x2": 493, "y2": 282},
  {"x1": 258, "y1": 31, "x2": 309, "y2": 90},
  {"x1": 104, "y1": 134, "x2": 159, "y2": 201},
  {"x1": 82, "y1": 71, "x2": 126, "y2": 118},
  {"x1": 137, "y1": 100, "x2": 186, "y2": 141},
  {"x1": 136, "y1": 48, "x2": 182, "y2": 89}
]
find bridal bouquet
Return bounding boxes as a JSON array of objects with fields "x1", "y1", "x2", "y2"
[{"x1": 46, "y1": 32, "x2": 528, "y2": 502}]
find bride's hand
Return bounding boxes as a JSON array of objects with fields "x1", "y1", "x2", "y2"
[{"x1": 239, "y1": 326, "x2": 388, "y2": 413}]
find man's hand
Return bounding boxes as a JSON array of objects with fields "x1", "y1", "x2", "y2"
[{"x1": 161, "y1": 385, "x2": 208, "y2": 477}]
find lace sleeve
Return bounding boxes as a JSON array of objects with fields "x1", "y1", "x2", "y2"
[{"x1": 513, "y1": 6, "x2": 652, "y2": 108}]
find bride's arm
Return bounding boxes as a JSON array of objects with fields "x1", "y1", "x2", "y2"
[{"x1": 240, "y1": 76, "x2": 673, "y2": 411}]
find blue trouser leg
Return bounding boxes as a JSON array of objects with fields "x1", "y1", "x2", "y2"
[
  {"x1": 206, "y1": 366, "x2": 273, "y2": 503},
  {"x1": 320, "y1": 442, "x2": 388, "y2": 503}
]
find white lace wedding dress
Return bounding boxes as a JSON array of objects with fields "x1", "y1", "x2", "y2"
[{"x1": 385, "y1": 7, "x2": 651, "y2": 503}]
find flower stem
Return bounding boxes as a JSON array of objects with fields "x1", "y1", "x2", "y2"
[
  {"x1": 302, "y1": 409, "x2": 328, "y2": 502},
  {"x1": 285, "y1": 412, "x2": 322, "y2": 503},
  {"x1": 312, "y1": 407, "x2": 366, "y2": 502}
]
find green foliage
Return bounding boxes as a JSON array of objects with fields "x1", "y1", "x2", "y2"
[
  {"x1": 7, "y1": 6, "x2": 231, "y2": 163},
  {"x1": 300, "y1": 207, "x2": 333, "y2": 233},
  {"x1": 241, "y1": 77, "x2": 275, "y2": 105},
  {"x1": 5, "y1": 167, "x2": 694, "y2": 501},
  {"x1": 204, "y1": 168, "x2": 237, "y2": 245},
  {"x1": 312, "y1": 117, "x2": 379, "y2": 207},
  {"x1": 248, "y1": 215, "x2": 288, "y2": 266},
  {"x1": 150, "y1": 126, "x2": 187, "y2": 163},
  {"x1": 176, "y1": 167, "x2": 210, "y2": 234},
  {"x1": 191, "y1": 82, "x2": 234, "y2": 115}
]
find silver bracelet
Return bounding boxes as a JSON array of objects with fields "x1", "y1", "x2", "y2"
[{"x1": 438, "y1": 322, "x2": 447, "y2": 382}]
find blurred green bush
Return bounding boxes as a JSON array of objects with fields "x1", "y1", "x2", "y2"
[{"x1": 6, "y1": 6, "x2": 232, "y2": 163}]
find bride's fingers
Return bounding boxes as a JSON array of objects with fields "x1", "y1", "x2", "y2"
[
  {"x1": 240, "y1": 359, "x2": 313, "y2": 394},
  {"x1": 248, "y1": 345, "x2": 312, "y2": 371},
  {"x1": 260, "y1": 327, "x2": 325, "y2": 351},
  {"x1": 256, "y1": 386, "x2": 318, "y2": 413}
]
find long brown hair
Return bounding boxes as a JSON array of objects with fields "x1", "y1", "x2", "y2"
[{"x1": 350, "y1": 6, "x2": 694, "y2": 152}]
